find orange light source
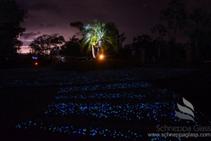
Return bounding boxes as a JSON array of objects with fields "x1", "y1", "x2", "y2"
[
  {"x1": 98, "y1": 54, "x2": 105, "y2": 61},
  {"x1": 34, "y1": 62, "x2": 39, "y2": 66}
]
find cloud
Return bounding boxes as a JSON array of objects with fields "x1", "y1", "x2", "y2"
[
  {"x1": 39, "y1": 23, "x2": 55, "y2": 28},
  {"x1": 21, "y1": 32, "x2": 41, "y2": 40},
  {"x1": 16, "y1": 0, "x2": 170, "y2": 42},
  {"x1": 29, "y1": 2, "x2": 57, "y2": 11}
]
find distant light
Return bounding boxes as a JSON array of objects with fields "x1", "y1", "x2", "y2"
[
  {"x1": 34, "y1": 62, "x2": 39, "y2": 66},
  {"x1": 98, "y1": 54, "x2": 105, "y2": 61},
  {"x1": 32, "y1": 56, "x2": 38, "y2": 60}
]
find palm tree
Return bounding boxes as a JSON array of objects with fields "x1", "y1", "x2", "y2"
[{"x1": 82, "y1": 21, "x2": 118, "y2": 59}]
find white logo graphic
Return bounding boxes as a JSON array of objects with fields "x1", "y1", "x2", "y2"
[{"x1": 175, "y1": 97, "x2": 195, "y2": 121}]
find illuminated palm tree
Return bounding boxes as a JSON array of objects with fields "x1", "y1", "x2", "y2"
[{"x1": 82, "y1": 21, "x2": 118, "y2": 59}]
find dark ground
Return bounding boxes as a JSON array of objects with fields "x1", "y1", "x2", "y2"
[
  {"x1": 0, "y1": 67, "x2": 210, "y2": 141},
  {"x1": 154, "y1": 69, "x2": 211, "y2": 120}
]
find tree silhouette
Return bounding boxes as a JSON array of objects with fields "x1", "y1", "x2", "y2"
[
  {"x1": 30, "y1": 34, "x2": 65, "y2": 56},
  {"x1": 0, "y1": 0, "x2": 25, "y2": 57},
  {"x1": 104, "y1": 22, "x2": 121, "y2": 55},
  {"x1": 160, "y1": 0, "x2": 187, "y2": 40},
  {"x1": 70, "y1": 21, "x2": 84, "y2": 31},
  {"x1": 118, "y1": 33, "x2": 126, "y2": 48},
  {"x1": 133, "y1": 34, "x2": 152, "y2": 50},
  {"x1": 61, "y1": 36, "x2": 82, "y2": 57},
  {"x1": 187, "y1": 8, "x2": 211, "y2": 62},
  {"x1": 132, "y1": 34, "x2": 154, "y2": 63},
  {"x1": 151, "y1": 24, "x2": 167, "y2": 40}
]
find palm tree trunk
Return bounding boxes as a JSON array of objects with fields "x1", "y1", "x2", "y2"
[
  {"x1": 91, "y1": 45, "x2": 96, "y2": 59},
  {"x1": 97, "y1": 40, "x2": 102, "y2": 57}
]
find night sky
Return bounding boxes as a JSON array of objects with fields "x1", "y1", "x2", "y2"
[{"x1": 16, "y1": 0, "x2": 211, "y2": 52}]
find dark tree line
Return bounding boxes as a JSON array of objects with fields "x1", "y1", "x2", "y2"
[
  {"x1": 0, "y1": 0, "x2": 25, "y2": 58},
  {"x1": 1, "y1": 0, "x2": 211, "y2": 66},
  {"x1": 30, "y1": 21, "x2": 125, "y2": 59},
  {"x1": 121, "y1": 0, "x2": 211, "y2": 65},
  {"x1": 30, "y1": 34, "x2": 65, "y2": 56}
]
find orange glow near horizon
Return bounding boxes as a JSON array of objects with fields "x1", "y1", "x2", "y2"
[{"x1": 18, "y1": 46, "x2": 31, "y2": 54}]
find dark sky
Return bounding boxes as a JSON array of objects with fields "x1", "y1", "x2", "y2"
[{"x1": 16, "y1": 0, "x2": 211, "y2": 48}]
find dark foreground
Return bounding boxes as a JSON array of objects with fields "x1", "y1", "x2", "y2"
[{"x1": 0, "y1": 67, "x2": 210, "y2": 141}]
